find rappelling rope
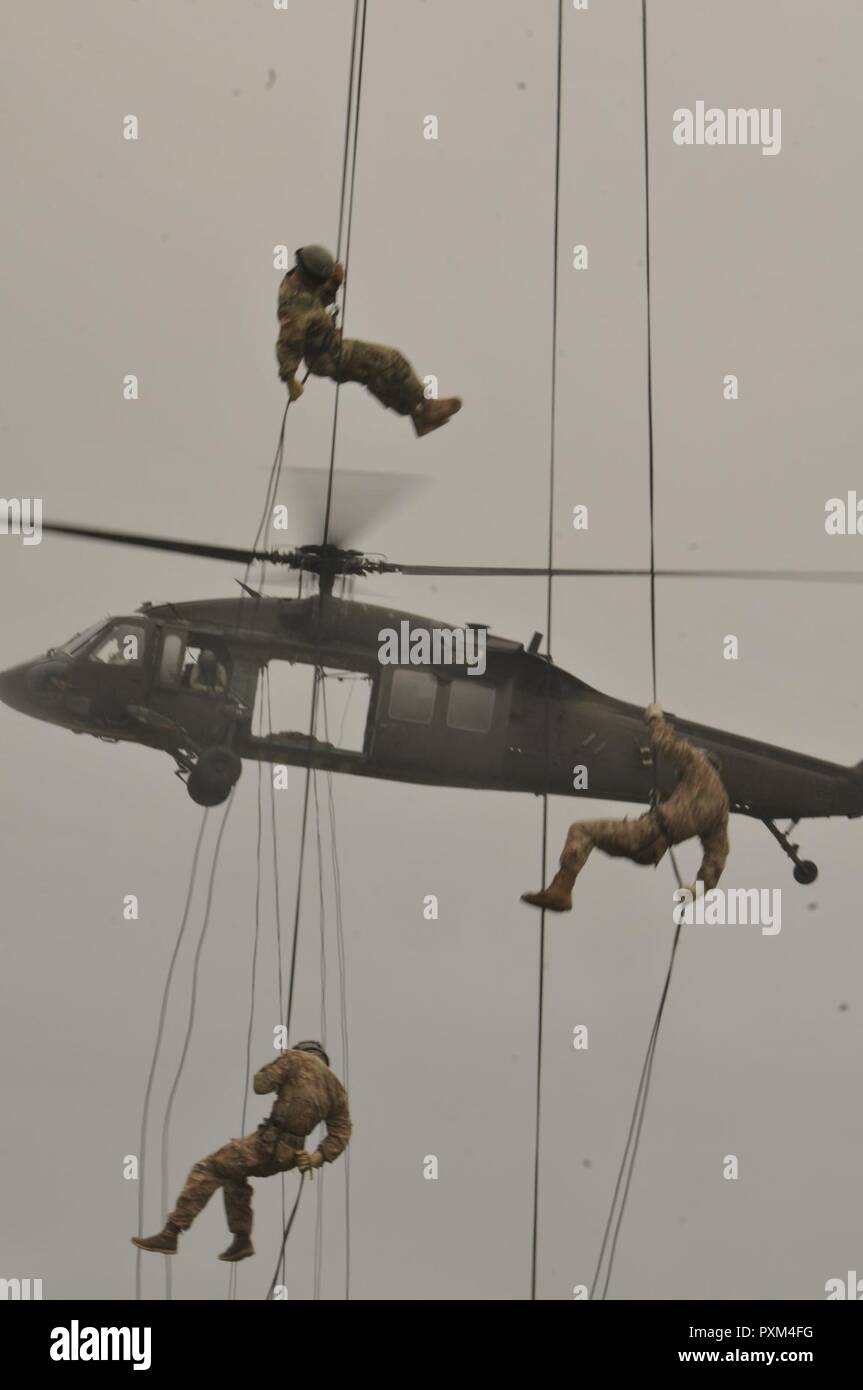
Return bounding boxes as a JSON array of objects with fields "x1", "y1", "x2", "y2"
[
  {"x1": 263, "y1": 0, "x2": 367, "y2": 1297},
  {"x1": 265, "y1": 1172, "x2": 308, "y2": 1300},
  {"x1": 228, "y1": 693, "x2": 267, "y2": 1300},
  {"x1": 136, "y1": 0, "x2": 367, "y2": 1304},
  {"x1": 531, "y1": 0, "x2": 564, "y2": 1302},
  {"x1": 281, "y1": 0, "x2": 365, "y2": 1037},
  {"x1": 322, "y1": 0, "x2": 368, "y2": 546},
  {"x1": 311, "y1": 767, "x2": 327, "y2": 1302},
  {"x1": 265, "y1": 669, "x2": 287, "y2": 1058},
  {"x1": 589, "y1": 863, "x2": 683, "y2": 1300},
  {"x1": 134, "y1": 810, "x2": 209, "y2": 1301},
  {"x1": 283, "y1": 679, "x2": 320, "y2": 1039},
  {"x1": 160, "y1": 792, "x2": 237, "y2": 1300},
  {"x1": 263, "y1": 672, "x2": 319, "y2": 1300},
  {"x1": 320, "y1": 681, "x2": 351, "y2": 1300},
  {"x1": 138, "y1": 373, "x2": 283, "y2": 1305},
  {"x1": 588, "y1": 0, "x2": 686, "y2": 1301},
  {"x1": 262, "y1": 668, "x2": 290, "y2": 1280}
]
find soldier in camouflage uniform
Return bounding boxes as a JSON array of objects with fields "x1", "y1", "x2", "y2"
[
  {"x1": 522, "y1": 705, "x2": 731, "y2": 912},
  {"x1": 276, "y1": 245, "x2": 462, "y2": 437},
  {"x1": 132, "y1": 1041, "x2": 351, "y2": 1263}
]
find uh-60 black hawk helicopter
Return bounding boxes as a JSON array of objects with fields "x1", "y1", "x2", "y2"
[{"x1": 2, "y1": 500, "x2": 861, "y2": 888}]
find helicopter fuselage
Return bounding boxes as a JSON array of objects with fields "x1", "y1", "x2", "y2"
[{"x1": 1, "y1": 593, "x2": 861, "y2": 825}]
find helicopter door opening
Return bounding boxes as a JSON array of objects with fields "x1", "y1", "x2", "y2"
[{"x1": 259, "y1": 660, "x2": 372, "y2": 755}]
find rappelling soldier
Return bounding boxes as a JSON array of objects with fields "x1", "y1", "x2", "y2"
[
  {"x1": 276, "y1": 244, "x2": 462, "y2": 437},
  {"x1": 522, "y1": 705, "x2": 731, "y2": 912},
  {"x1": 132, "y1": 1041, "x2": 351, "y2": 1263}
]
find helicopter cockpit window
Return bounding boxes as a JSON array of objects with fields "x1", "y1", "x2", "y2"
[
  {"x1": 89, "y1": 624, "x2": 147, "y2": 666},
  {"x1": 388, "y1": 669, "x2": 438, "y2": 725},
  {"x1": 446, "y1": 679, "x2": 495, "y2": 734},
  {"x1": 60, "y1": 620, "x2": 111, "y2": 657}
]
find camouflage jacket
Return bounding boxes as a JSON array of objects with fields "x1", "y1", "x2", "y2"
[
  {"x1": 275, "y1": 272, "x2": 340, "y2": 384},
  {"x1": 649, "y1": 712, "x2": 730, "y2": 840},
  {"x1": 253, "y1": 1048, "x2": 352, "y2": 1163}
]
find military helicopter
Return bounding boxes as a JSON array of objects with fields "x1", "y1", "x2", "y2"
[{"x1": 2, "y1": 499, "x2": 861, "y2": 887}]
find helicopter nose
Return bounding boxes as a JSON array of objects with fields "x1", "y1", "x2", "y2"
[
  {"x1": 0, "y1": 658, "x2": 68, "y2": 714},
  {"x1": 0, "y1": 662, "x2": 32, "y2": 713},
  {"x1": 26, "y1": 658, "x2": 71, "y2": 700}
]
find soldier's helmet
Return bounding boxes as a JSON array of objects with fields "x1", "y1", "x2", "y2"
[
  {"x1": 199, "y1": 649, "x2": 219, "y2": 670},
  {"x1": 295, "y1": 245, "x2": 336, "y2": 285},
  {"x1": 293, "y1": 1039, "x2": 331, "y2": 1067}
]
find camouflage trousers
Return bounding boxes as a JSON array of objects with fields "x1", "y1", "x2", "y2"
[
  {"x1": 559, "y1": 811, "x2": 729, "y2": 889},
  {"x1": 168, "y1": 1124, "x2": 300, "y2": 1237},
  {"x1": 306, "y1": 338, "x2": 425, "y2": 415},
  {"x1": 559, "y1": 813, "x2": 670, "y2": 880}
]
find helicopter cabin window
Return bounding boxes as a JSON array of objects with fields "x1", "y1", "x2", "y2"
[
  {"x1": 89, "y1": 623, "x2": 147, "y2": 666},
  {"x1": 157, "y1": 631, "x2": 232, "y2": 695},
  {"x1": 182, "y1": 636, "x2": 231, "y2": 695},
  {"x1": 446, "y1": 679, "x2": 495, "y2": 733},
  {"x1": 388, "y1": 669, "x2": 438, "y2": 725}
]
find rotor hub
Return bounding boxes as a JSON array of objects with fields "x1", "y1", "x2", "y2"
[{"x1": 286, "y1": 544, "x2": 373, "y2": 577}]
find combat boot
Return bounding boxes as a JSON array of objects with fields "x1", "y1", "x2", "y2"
[
  {"x1": 131, "y1": 1222, "x2": 180, "y2": 1255},
  {"x1": 218, "y1": 1235, "x2": 254, "y2": 1263},
  {"x1": 521, "y1": 869, "x2": 575, "y2": 913},
  {"x1": 412, "y1": 397, "x2": 462, "y2": 437}
]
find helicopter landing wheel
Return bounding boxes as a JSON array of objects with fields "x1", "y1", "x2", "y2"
[
  {"x1": 792, "y1": 860, "x2": 818, "y2": 886},
  {"x1": 762, "y1": 819, "x2": 819, "y2": 888},
  {"x1": 187, "y1": 745, "x2": 242, "y2": 807}
]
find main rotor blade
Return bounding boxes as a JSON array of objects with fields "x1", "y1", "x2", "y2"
[
  {"x1": 41, "y1": 522, "x2": 863, "y2": 587},
  {"x1": 384, "y1": 564, "x2": 638, "y2": 577},
  {"x1": 43, "y1": 522, "x2": 267, "y2": 567},
  {"x1": 663, "y1": 568, "x2": 863, "y2": 583},
  {"x1": 384, "y1": 563, "x2": 863, "y2": 583}
]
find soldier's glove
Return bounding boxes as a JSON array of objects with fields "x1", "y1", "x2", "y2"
[
  {"x1": 645, "y1": 703, "x2": 663, "y2": 722},
  {"x1": 296, "y1": 1149, "x2": 324, "y2": 1174},
  {"x1": 287, "y1": 378, "x2": 305, "y2": 402}
]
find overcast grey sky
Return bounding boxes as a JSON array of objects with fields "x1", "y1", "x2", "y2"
[{"x1": 1, "y1": 0, "x2": 862, "y2": 1301}]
